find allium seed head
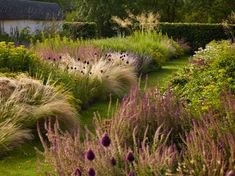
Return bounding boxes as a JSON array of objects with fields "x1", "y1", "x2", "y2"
[
  {"x1": 86, "y1": 149, "x2": 95, "y2": 161},
  {"x1": 126, "y1": 152, "x2": 135, "y2": 162},
  {"x1": 101, "y1": 133, "x2": 111, "y2": 147},
  {"x1": 111, "y1": 157, "x2": 117, "y2": 166},
  {"x1": 88, "y1": 168, "x2": 96, "y2": 176}
]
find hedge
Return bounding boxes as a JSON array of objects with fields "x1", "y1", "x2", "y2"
[
  {"x1": 159, "y1": 22, "x2": 235, "y2": 51},
  {"x1": 63, "y1": 22, "x2": 97, "y2": 39}
]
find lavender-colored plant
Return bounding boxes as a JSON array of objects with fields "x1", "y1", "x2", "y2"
[{"x1": 37, "y1": 119, "x2": 177, "y2": 176}]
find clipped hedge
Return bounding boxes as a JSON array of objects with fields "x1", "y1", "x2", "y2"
[
  {"x1": 63, "y1": 22, "x2": 97, "y2": 39},
  {"x1": 159, "y1": 22, "x2": 235, "y2": 51}
]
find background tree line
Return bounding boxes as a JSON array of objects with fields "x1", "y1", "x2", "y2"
[{"x1": 35, "y1": 0, "x2": 235, "y2": 36}]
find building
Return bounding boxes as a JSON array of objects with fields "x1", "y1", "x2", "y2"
[{"x1": 0, "y1": 0, "x2": 63, "y2": 35}]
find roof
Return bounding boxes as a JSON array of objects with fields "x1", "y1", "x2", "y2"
[{"x1": 0, "y1": 0, "x2": 63, "y2": 20}]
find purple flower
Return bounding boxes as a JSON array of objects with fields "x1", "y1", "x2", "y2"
[
  {"x1": 128, "y1": 171, "x2": 135, "y2": 176},
  {"x1": 86, "y1": 149, "x2": 95, "y2": 161},
  {"x1": 126, "y1": 152, "x2": 135, "y2": 162},
  {"x1": 88, "y1": 168, "x2": 96, "y2": 176},
  {"x1": 74, "y1": 168, "x2": 82, "y2": 176},
  {"x1": 101, "y1": 133, "x2": 111, "y2": 147},
  {"x1": 111, "y1": 157, "x2": 117, "y2": 166}
]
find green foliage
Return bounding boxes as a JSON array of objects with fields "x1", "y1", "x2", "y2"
[
  {"x1": 171, "y1": 40, "x2": 235, "y2": 111},
  {"x1": 66, "y1": 0, "x2": 235, "y2": 37},
  {"x1": 63, "y1": 22, "x2": 98, "y2": 39},
  {"x1": 160, "y1": 22, "x2": 235, "y2": 50},
  {"x1": 89, "y1": 31, "x2": 183, "y2": 72}
]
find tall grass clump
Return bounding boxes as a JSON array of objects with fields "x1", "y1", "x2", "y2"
[
  {"x1": 95, "y1": 85, "x2": 191, "y2": 147},
  {"x1": 90, "y1": 31, "x2": 183, "y2": 72},
  {"x1": 0, "y1": 76, "x2": 78, "y2": 153},
  {"x1": 178, "y1": 92, "x2": 235, "y2": 175},
  {"x1": 0, "y1": 41, "x2": 136, "y2": 106}
]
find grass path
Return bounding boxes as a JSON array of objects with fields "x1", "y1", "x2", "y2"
[{"x1": 0, "y1": 56, "x2": 189, "y2": 176}]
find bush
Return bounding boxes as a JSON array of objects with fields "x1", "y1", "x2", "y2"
[
  {"x1": 63, "y1": 22, "x2": 97, "y2": 39},
  {"x1": 160, "y1": 22, "x2": 235, "y2": 51},
  {"x1": 171, "y1": 41, "x2": 235, "y2": 111},
  {"x1": 0, "y1": 76, "x2": 78, "y2": 153}
]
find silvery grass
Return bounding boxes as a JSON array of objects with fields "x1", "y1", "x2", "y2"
[
  {"x1": 35, "y1": 49, "x2": 138, "y2": 99},
  {"x1": 0, "y1": 76, "x2": 78, "y2": 153}
]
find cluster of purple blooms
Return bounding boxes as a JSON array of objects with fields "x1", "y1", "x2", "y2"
[{"x1": 74, "y1": 133, "x2": 136, "y2": 176}]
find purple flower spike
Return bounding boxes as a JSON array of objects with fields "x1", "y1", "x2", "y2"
[
  {"x1": 86, "y1": 149, "x2": 95, "y2": 161},
  {"x1": 101, "y1": 133, "x2": 111, "y2": 147},
  {"x1": 74, "y1": 168, "x2": 82, "y2": 176},
  {"x1": 128, "y1": 171, "x2": 135, "y2": 176},
  {"x1": 111, "y1": 157, "x2": 117, "y2": 166},
  {"x1": 88, "y1": 168, "x2": 96, "y2": 176},
  {"x1": 126, "y1": 152, "x2": 135, "y2": 162}
]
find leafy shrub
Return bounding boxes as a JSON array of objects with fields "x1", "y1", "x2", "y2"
[
  {"x1": 160, "y1": 22, "x2": 235, "y2": 50},
  {"x1": 0, "y1": 76, "x2": 78, "y2": 153},
  {"x1": 171, "y1": 41, "x2": 235, "y2": 111},
  {"x1": 63, "y1": 22, "x2": 97, "y2": 39}
]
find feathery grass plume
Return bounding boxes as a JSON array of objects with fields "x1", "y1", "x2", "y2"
[
  {"x1": 0, "y1": 76, "x2": 78, "y2": 153},
  {"x1": 0, "y1": 119, "x2": 32, "y2": 153},
  {"x1": 95, "y1": 85, "x2": 190, "y2": 147},
  {"x1": 112, "y1": 16, "x2": 133, "y2": 29},
  {"x1": 136, "y1": 12, "x2": 160, "y2": 33},
  {"x1": 178, "y1": 115, "x2": 235, "y2": 175},
  {"x1": 89, "y1": 59, "x2": 137, "y2": 96},
  {"x1": 37, "y1": 119, "x2": 177, "y2": 175},
  {"x1": 112, "y1": 12, "x2": 160, "y2": 33}
]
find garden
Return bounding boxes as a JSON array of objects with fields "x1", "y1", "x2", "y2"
[{"x1": 0, "y1": 1, "x2": 235, "y2": 176}]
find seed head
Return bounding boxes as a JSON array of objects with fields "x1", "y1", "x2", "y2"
[
  {"x1": 88, "y1": 168, "x2": 96, "y2": 176},
  {"x1": 126, "y1": 152, "x2": 135, "y2": 162},
  {"x1": 101, "y1": 133, "x2": 111, "y2": 147},
  {"x1": 111, "y1": 157, "x2": 117, "y2": 166},
  {"x1": 86, "y1": 149, "x2": 95, "y2": 161}
]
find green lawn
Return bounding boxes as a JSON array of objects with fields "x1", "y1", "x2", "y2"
[{"x1": 0, "y1": 56, "x2": 189, "y2": 176}]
